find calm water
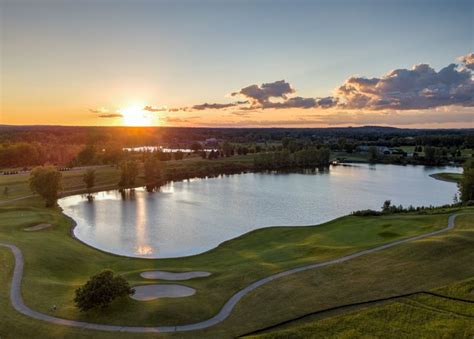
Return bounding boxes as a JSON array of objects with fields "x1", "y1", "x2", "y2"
[{"x1": 60, "y1": 164, "x2": 462, "y2": 259}]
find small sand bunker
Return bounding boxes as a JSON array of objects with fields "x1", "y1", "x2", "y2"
[
  {"x1": 24, "y1": 224, "x2": 52, "y2": 232},
  {"x1": 131, "y1": 284, "x2": 196, "y2": 301},
  {"x1": 141, "y1": 270, "x2": 211, "y2": 281}
]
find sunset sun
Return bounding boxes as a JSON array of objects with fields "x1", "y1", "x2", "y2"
[
  {"x1": 1, "y1": 0, "x2": 473, "y2": 336},
  {"x1": 119, "y1": 105, "x2": 153, "y2": 126}
]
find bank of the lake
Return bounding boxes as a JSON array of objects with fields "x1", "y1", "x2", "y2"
[
  {"x1": 61, "y1": 164, "x2": 463, "y2": 258},
  {"x1": 430, "y1": 172, "x2": 463, "y2": 183},
  {"x1": 0, "y1": 160, "x2": 472, "y2": 338}
]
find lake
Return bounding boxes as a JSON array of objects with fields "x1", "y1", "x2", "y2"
[{"x1": 60, "y1": 164, "x2": 462, "y2": 259}]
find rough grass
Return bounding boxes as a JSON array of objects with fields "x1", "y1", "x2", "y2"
[{"x1": 249, "y1": 278, "x2": 474, "y2": 339}]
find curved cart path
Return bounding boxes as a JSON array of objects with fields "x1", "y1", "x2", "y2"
[{"x1": 0, "y1": 213, "x2": 468, "y2": 333}]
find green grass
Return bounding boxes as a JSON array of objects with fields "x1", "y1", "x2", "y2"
[
  {"x1": 430, "y1": 172, "x2": 463, "y2": 183},
  {"x1": 0, "y1": 155, "x2": 255, "y2": 202},
  {"x1": 331, "y1": 151, "x2": 368, "y2": 162},
  {"x1": 249, "y1": 277, "x2": 474, "y2": 338},
  {"x1": 0, "y1": 166, "x2": 473, "y2": 338},
  {"x1": 0, "y1": 205, "x2": 453, "y2": 327}
]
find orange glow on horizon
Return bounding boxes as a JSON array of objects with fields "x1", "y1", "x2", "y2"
[{"x1": 119, "y1": 105, "x2": 156, "y2": 126}]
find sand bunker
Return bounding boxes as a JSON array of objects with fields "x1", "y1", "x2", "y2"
[
  {"x1": 140, "y1": 270, "x2": 211, "y2": 281},
  {"x1": 131, "y1": 284, "x2": 196, "y2": 301},
  {"x1": 24, "y1": 224, "x2": 52, "y2": 232}
]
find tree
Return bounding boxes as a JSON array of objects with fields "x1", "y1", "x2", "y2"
[
  {"x1": 190, "y1": 141, "x2": 202, "y2": 153},
  {"x1": 119, "y1": 160, "x2": 139, "y2": 188},
  {"x1": 459, "y1": 159, "x2": 474, "y2": 203},
  {"x1": 143, "y1": 157, "x2": 162, "y2": 191},
  {"x1": 83, "y1": 169, "x2": 95, "y2": 201},
  {"x1": 75, "y1": 144, "x2": 96, "y2": 165},
  {"x1": 173, "y1": 151, "x2": 184, "y2": 161},
  {"x1": 74, "y1": 270, "x2": 134, "y2": 312},
  {"x1": 424, "y1": 146, "x2": 436, "y2": 164},
  {"x1": 382, "y1": 200, "x2": 391, "y2": 212},
  {"x1": 83, "y1": 169, "x2": 95, "y2": 193},
  {"x1": 222, "y1": 142, "x2": 234, "y2": 157},
  {"x1": 29, "y1": 166, "x2": 62, "y2": 207},
  {"x1": 368, "y1": 146, "x2": 379, "y2": 163}
]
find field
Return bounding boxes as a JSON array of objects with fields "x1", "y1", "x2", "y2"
[
  {"x1": 430, "y1": 172, "x2": 464, "y2": 183},
  {"x1": 0, "y1": 155, "x2": 255, "y2": 203},
  {"x1": 0, "y1": 166, "x2": 473, "y2": 338}
]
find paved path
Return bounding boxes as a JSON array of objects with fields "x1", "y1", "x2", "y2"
[{"x1": 0, "y1": 213, "x2": 468, "y2": 333}]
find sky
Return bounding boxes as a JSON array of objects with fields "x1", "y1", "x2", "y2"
[{"x1": 1, "y1": 0, "x2": 473, "y2": 128}]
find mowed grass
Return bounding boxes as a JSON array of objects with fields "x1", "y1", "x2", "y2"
[
  {"x1": 0, "y1": 166, "x2": 122, "y2": 201},
  {"x1": 209, "y1": 213, "x2": 474, "y2": 338},
  {"x1": 0, "y1": 154, "x2": 255, "y2": 202},
  {"x1": 430, "y1": 172, "x2": 463, "y2": 183},
  {"x1": 0, "y1": 202, "x2": 453, "y2": 327},
  {"x1": 249, "y1": 277, "x2": 474, "y2": 338},
  {"x1": 0, "y1": 207, "x2": 472, "y2": 338},
  {"x1": 0, "y1": 165, "x2": 473, "y2": 338}
]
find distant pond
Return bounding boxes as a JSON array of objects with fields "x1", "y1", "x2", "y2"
[{"x1": 60, "y1": 164, "x2": 462, "y2": 259}]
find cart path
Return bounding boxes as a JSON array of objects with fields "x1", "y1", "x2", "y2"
[{"x1": 0, "y1": 213, "x2": 468, "y2": 333}]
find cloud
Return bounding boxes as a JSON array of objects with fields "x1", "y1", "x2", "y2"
[
  {"x1": 98, "y1": 113, "x2": 123, "y2": 118},
  {"x1": 192, "y1": 102, "x2": 240, "y2": 110},
  {"x1": 231, "y1": 80, "x2": 295, "y2": 105},
  {"x1": 189, "y1": 53, "x2": 473, "y2": 112},
  {"x1": 336, "y1": 59, "x2": 474, "y2": 110},
  {"x1": 227, "y1": 80, "x2": 336, "y2": 110},
  {"x1": 144, "y1": 105, "x2": 167, "y2": 112},
  {"x1": 459, "y1": 52, "x2": 474, "y2": 71},
  {"x1": 161, "y1": 115, "x2": 200, "y2": 123},
  {"x1": 198, "y1": 107, "x2": 474, "y2": 128},
  {"x1": 89, "y1": 108, "x2": 110, "y2": 114},
  {"x1": 90, "y1": 107, "x2": 123, "y2": 118}
]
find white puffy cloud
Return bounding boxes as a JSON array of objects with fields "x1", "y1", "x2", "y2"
[
  {"x1": 337, "y1": 60, "x2": 473, "y2": 110},
  {"x1": 459, "y1": 52, "x2": 474, "y2": 71}
]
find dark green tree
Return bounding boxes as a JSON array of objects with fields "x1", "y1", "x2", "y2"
[
  {"x1": 173, "y1": 151, "x2": 184, "y2": 160},
  {"x1": 83, "y1": 169, "x2": 95, "y2": 193},
  {"x1": 143, "y1": 157, "x2": 162, "y2": 191},
  {"x1": 119, "y1": 160, "x2": 139, "y2": 187},
  {"x1": 382, "y1": 200, "x2": 391, "y2": 212},
  {"x1": 424, "y1": 146, "x2": 436, "y2": 164},
  {"x1": 459, "y1": 159, "x2": 474, "y2": 203},
  {"x1": 74, "y1": 270, "x2": 134, "y2": 312},
  {"x1": 29, "y1": 166, "x2": 62, "y2": 207},
  {"x1": 222, "y1": 142, "x2": 234, "y2": 157},
  {"x1": 368, "y1": 146, "x2": 379, "y2": 163},
  {"x1": 190, "y1": 142, "x2": 202, "y2": 152},
  {"x1": 75, "y1": 144, "x2": 96, "y2": 165}
]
